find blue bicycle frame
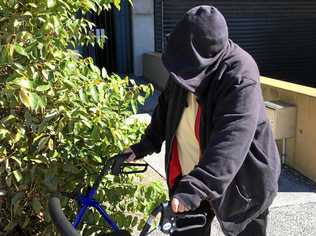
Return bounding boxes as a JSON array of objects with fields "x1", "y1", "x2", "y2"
[
  {"x1": 69, "y1": 156, "x2": 148, "y2": 232},
  {"x1": 72, "y1": 187, "x2": 119, "y2": 231},
  {"x1": 48, "y1": 155, "x2": 206, "y2": 236}
]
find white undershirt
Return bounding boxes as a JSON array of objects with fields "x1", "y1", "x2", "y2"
[{"x1": 176, "y1": 92, "x2": 201, "y2": 175}]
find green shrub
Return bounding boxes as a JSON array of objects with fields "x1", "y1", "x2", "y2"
[{"x1": 0, "y1": 0, "x2": 166, "y2": 235}]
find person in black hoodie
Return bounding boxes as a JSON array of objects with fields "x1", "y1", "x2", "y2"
[{"x1": 121, "y1": 5, "x2": 281, "y2": 236}]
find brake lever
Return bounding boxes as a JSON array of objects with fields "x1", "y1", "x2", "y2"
[{"x1": 120, "y1": 163, "x2": 148, "y2": 174}]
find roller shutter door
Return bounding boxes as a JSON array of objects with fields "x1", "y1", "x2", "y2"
[{"x1": 154, "y1": 0, "x2": 316, "y2": 87}]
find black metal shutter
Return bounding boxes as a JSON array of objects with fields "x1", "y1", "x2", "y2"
[
  {"x1": 154, "y1": 0, "x2": 163, "y2": 53},
  {"x1": 154, "y1": 0, "x2": 316, "y2": 87}
]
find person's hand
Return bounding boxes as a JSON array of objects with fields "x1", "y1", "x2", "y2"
[
  {"x1": 112, "y1": 148, "x2": 136, "y2": 176},
  {"x1": 123, "y1": 147, "x2": 136, "y2": 162},
  {"x1": 171, "y1": 197, "x2": 189, "y2": 213}
]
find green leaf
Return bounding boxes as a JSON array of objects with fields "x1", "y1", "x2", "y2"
[
  {"x1": 0, "y1": 129, "x2": 10, "y2": 140},
  {"x1": 16, "y1": 79, "x2": 34, "y2": 89},
  {"x1": 131, "y1": 100, "x2": 137, "y2": 114},
  {"x1": 137, "y1": 96, "x2": 145, "y2": 105},
  {"x1": 36, "y1": 95, "x2": 47, "y2": 111},
  {"x1": 101, "y1": 68, "x2": 108, "y2": 78},
  {"x1": 14, "y1": 63, "x2": 24, "y2": 70},
  {"x1": 37, "y1": 136, "x2": 50, "y2": 152},
  {"x1": 15, "y1": 45, "x2": 29, "y2": 58},
  {"x1": 113, "y1": 0, "x2": 121, "y2": 10},
  {"x1": 19, "y1": 89, "x2": 42, "y2": 110},
  {"x1": 5, "y1": 173, "x2": 12, "y2": 186},
  {"x1": 27, "y1": 3, "x2": 38, "y2": 8},
  {"x1": 13, "y1": 19, "x2": 21, "y2": 28},
  {"x1": 89, "y1": 85, "x2": 99, "y2": 102},
  {"x1": 38, "y1": 17, "x2": 46, "y2": 23},
  {"x1": 10, "y1": 156, "x2": 22, "y2": 166},
  {"x1": 81, "y1": 0, "x2": 97, "y2": 11},
  {"x1": 36, "y1": 84, "x2": 50, "y2": 92},
  {"x1": 32, "y1": 198, "x2": 42, "y2": 214},
  {"x1": 48, "y1": 138, "x2": 54, "y2": 150},
  {"x1": 47, "y1": 0, "x2": 56, "y2": 8},
  {"x1": 41, "y1": 70, "x2": 49, "y2": 80},
  {"x1": 19, "y1": 89, "x2": 31, "y2": 108},
  {"x1": 12, "y1": 170, "x2": 23, "y2": 182},
  {"x1": 23, "y1": 11, "x2": 33, "y2": 17},
  {"x1": 79, "y1": 88, "x2": 87, "y2": 103},
  {"x1": 128, "y1": 0, "x2": 133, "y2": 7}
]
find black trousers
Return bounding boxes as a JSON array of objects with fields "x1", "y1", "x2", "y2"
[{"x1": 170, "y1": 201, "x2": 268, "y2": 236}]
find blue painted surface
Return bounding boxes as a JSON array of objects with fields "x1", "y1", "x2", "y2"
[{"x1": 72, "y1": 187, "x2": 119, "y2": 231}]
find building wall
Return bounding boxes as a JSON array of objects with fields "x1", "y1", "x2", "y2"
[{"x1": 131, "y1": 0, "x2": 155, "y2": 76}]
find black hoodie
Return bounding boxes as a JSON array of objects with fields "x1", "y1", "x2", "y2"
[
  {"x1": 162, "y1": 5, "x2": 231, "y2": 94},
  {"x1": 131, "y1": 5, "x2": 281, "y2": 236}
]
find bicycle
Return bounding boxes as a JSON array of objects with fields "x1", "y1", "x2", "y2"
[{"x1": 48, "y1": 153, "x2": 207, "y2": 236}]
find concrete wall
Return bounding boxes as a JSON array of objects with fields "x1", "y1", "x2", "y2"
[
  {"x1": 143, "y1": 52, "x2": 169, "y2": 90},
  {"x1": 131, "y1": 0, "x2": 155, "y2": 76}
]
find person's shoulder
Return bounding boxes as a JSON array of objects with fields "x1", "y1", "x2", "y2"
[{"x1": 223, "y1": 42, "x2": 260, "y2": 84}]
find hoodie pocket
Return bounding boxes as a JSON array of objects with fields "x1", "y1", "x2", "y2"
[
  {"x1": 216, "y1": 181, "x2": 253, "y2": 221},
  {"x1": 235, "y1": 182, "x2": 252, "y2": 203}
]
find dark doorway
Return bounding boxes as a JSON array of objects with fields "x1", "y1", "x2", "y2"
[{"x1": 82, "y1": 0, "x2": 133, "y2": 74}]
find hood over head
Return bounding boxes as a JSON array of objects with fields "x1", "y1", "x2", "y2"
[{"x1": 162, "y1": 5, "x2": 231, "y2": 94}]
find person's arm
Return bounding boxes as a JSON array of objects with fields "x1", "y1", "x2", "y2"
[
  {"x1": 129, "y1": 80, "x2": 170, "y2": 159},
  {"x1": 173, "y1": 77, "x2": 260, "y2": 210}
]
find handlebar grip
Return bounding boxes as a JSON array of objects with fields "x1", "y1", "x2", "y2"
[{"x1": 48, "y1": 196, "x2": 80, "y2": 236}]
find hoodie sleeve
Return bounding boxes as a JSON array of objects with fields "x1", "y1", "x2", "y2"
[
  {"x1": 130, "y1": 81, "x2": 170, "y2": 159},
  {"x1": 173, "y1": 77, "x2": 260, "y2": 210}
]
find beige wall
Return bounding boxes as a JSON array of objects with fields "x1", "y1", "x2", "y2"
[{"x1": 261, "y1": 77, "x2": 316, "y2": 182}]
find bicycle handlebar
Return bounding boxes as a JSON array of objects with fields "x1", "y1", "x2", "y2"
[
  {"x1": 49, "y1": 196, "x2": 207, "y2": 236},
  {"x1": 48, "y1": 154, "x2": 206, "y2": 236},
  {"x1": 93, "y1": 154, "x2": 148, "y2": 189}
]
